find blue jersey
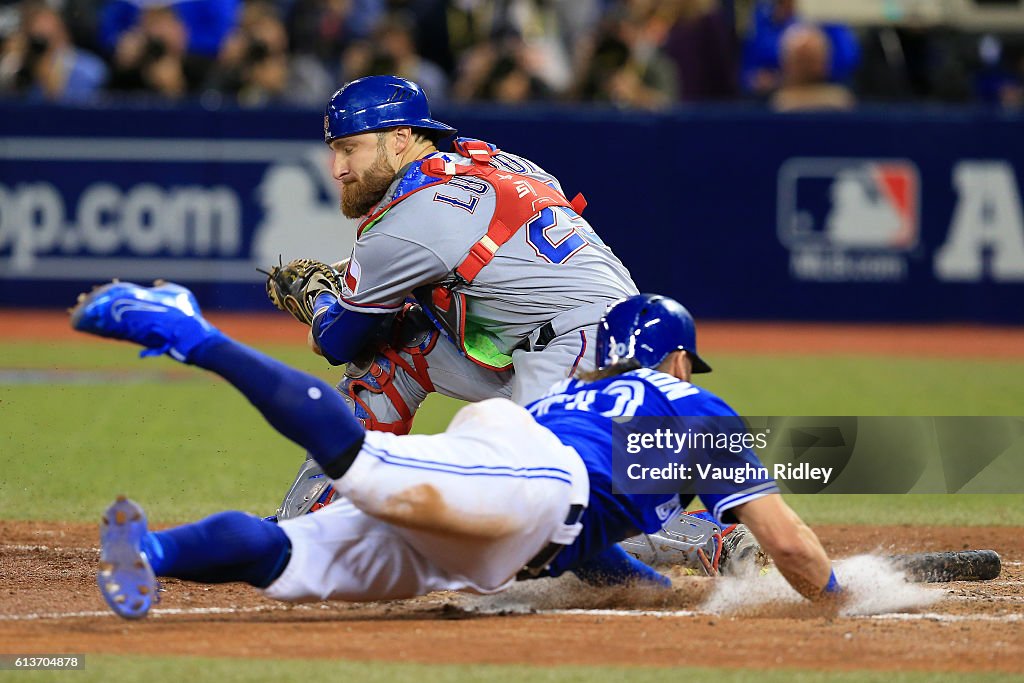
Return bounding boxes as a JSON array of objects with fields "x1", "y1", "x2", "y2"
[{"x1": 528, "y1": 368, "x2": 779, "y2": 575}]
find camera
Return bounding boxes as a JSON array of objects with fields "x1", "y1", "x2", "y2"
[
  {"x1": 244, "y1": 39, "x2": 271, "y2": 65},
  {"x1": 142, "y1": 37, "x2": 168, "y2": 63},
  {"x1": 26, "y1": 35, "x2": 50, "y2": 57}
]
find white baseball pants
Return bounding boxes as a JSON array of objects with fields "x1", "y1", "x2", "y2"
[{"x1": 264, "y1": 398, "x2": 589, "y2": 602}]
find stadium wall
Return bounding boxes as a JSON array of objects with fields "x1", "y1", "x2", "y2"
[{"x1": 1, "y1": 102, "x2": 1022, "y2": 323}]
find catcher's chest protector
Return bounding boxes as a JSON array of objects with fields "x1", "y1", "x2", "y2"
[{"x1": 359, "y1": 138, "x2": 587, "y2": 371}]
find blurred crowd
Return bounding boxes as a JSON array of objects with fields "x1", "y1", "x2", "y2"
[{"x1": 1, "y1": 0, "x2": 1022, "y2": 111}]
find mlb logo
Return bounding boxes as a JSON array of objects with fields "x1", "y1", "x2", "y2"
[{"x1": 778, "y1": 159, "x2": 920, "y2": 251}]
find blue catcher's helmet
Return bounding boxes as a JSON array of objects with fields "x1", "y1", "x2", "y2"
[
  {"x1": 595, "y1": 294, "x2": 712, "y2": 373},
  {"x1": 324, "y1": 75, "x2": 456, "y2": 143}
]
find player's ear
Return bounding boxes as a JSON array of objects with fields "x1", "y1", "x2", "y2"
[
  {"x1": 659, "y1": 351, "x2": 691, "y2": 382},
  {"x1": 680, "y1": 352, "x2": 693, "y2": 381},
  {"x1": 392, "y1": 126, "x2": 413, "y2": 155}
]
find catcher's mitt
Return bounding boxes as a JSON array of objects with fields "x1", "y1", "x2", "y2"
[{"x1": 263, "y1": 257, "x2": 344, "y2": 325}]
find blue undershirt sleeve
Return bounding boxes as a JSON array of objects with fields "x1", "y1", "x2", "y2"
[{"x1": 310, "y1": 293, "x2": 393, "y2": 365}]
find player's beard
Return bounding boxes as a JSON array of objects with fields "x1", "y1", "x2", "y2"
[{"x1": 341, "y1": 153, "x2": 397, "y2": 219}]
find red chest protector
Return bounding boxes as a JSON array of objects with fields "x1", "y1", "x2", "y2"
[
  {"x1": 364, "y1": 139, "x2": 587, "y2": 370},
  {"x1": 422, "y1": 139, "x2": 587, "y2": 369},
  {"x1": 420, "y1": 139, "x2": 587, "y2": 283}
]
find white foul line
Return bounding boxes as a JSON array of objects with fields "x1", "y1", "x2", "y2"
[
  {"x1": 479, "y1": 607, "x2": 1024, "y2": 624},
  {"x1": 865, "y1": 612, "x2": 1024, "y2": 623},
  {"x1": 2, "y1": 604, "x2": 1022, "y2": 624},
  {"x1": 0, "y1": 603, "x2": 314, "y2": 622},
  {"x1": 3, "y1": 544, "x2": 100, "y2": 552}
]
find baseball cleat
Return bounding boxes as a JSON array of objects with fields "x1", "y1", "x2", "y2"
[
  {"x1": 69, "y1": 280, "x2": 223, "y2": 362},
  {"x1": 98, "y1": 496, "x2": 158, "y2": 620},
  {"x1": 718, "y1": 523, "x2": 769, "y2": 577}
]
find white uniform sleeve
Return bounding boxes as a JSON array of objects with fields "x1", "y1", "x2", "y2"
[{"x1": 338, "y1": 231, "x2": 451, "y2": 313}]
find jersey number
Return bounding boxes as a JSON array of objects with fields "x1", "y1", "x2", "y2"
[
  {"x1": 601, "y1": 380, "x2": 646, "y2": 418},
  {"x1": 526, "y1": 207, "x2": 587, "y2": 264}
]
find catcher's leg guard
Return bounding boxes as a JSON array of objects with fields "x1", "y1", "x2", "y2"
[
  {"x1": 275, "y1": 306, "x2": 463, "y2": 520},
  {"x1": 717, "y1": 522, "x2": 767, "y2": 576},
  {"x1": 619, "y1": 508, "x2": 723, "y2": 575},
  {"x1": 684, "y1": 509, "x2": 767, "y2": 576},
  {"x1": 340, "y1": 303, "x2": 443, "y2": 433},
  {"x1": 272, "y1": 456, "x2": 343, "y2": 520},
  {"x1": 273, "y1": 341, "x2": 436, "y2": 519},
  {"x1": 617, "y1": 509, "x2": 768, "y2": 577}
]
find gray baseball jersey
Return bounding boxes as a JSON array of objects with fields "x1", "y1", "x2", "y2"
[
  {"x1": 337, "y1": 145, "x2": 639, "y2": 364},
  {"x1": 274, "y1": 144, "x2": 641, "y2": 520}
]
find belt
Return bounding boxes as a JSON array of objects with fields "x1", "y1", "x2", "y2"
[
  {"x1": 528, "y1": 302, "x2": 610, "y2": 352},
  {"x1": 534, "y1": 321, "x2": 556, "y2": 351},
  {"x1": 516, "y1": 503, "x2": 585, "y2": 580}
]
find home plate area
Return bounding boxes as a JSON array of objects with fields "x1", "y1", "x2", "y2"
[{"x1": 1, "y1": 520, "x2": 1021, "y2": 674}]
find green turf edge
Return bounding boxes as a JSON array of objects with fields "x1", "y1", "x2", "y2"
[
  {"x1": 785, "y1": 493, "x2": 1024, "y2": 526},
  {"x1": 2, "y1": 656, "x2": 1021, "y2": 683},
  {"x1": 4, "y1": 342, "x2": 1024, "y2": 524}
]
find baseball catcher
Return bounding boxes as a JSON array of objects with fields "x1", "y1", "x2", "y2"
[{"x1": 263, "y1": 75, "x2": 760, "y2": 576}]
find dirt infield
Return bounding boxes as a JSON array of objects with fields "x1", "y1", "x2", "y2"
[
  {"x1": 2, "y1": 520, "x2": 1022, "y2": 673},
  {"x1": 4, "y1": 310, "x2": 1024, "y2": 358}
]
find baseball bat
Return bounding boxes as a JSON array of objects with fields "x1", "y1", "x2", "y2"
[{"x1": 888, "y1": 549, "x2": 1001, "y2": 583}]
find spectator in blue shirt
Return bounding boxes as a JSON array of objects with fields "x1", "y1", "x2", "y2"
[
  {"x1": 107, "y1": 5, "x2": 210, "y2": 99},
  {"x1": 741, "y1": 0, "x2": 859, "y2": 98},
  {"x1": 0, "y1": 1, "x2": 108, "y2": 102},
  {"x1": 99, "y1": 0, "x2": 238, "y2": 58}
]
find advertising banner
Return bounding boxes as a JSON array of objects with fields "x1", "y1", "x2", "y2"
[{"x1": 2, "y1": 103, "x2": 1022, "y2": 321}]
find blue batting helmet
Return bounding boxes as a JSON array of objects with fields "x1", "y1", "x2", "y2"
[
  {"x1": 595, "y1": 294, "x2": 712, "y2": 373},
  {"x1": 324, "y1": 75, "x2": 456, "y2": 143}
]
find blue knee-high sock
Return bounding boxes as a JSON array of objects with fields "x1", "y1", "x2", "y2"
[
  {"x1": 140, "y1": 511, "x2": 291, "y2": 588},
  {"x1": 573, "y1": 544, "x2": 672, "y2": 588},
  {"x1": 190, "y1": 337, "x2": 363, "y2": 478}
]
